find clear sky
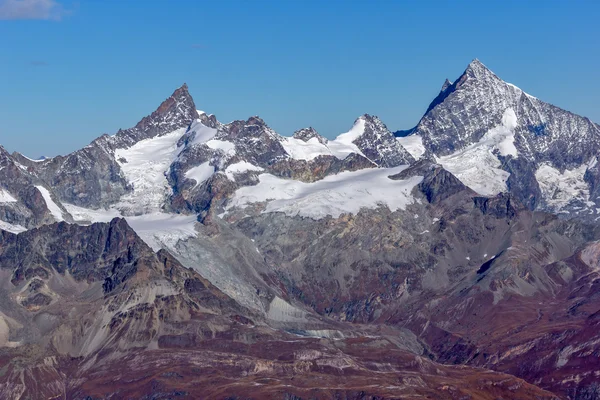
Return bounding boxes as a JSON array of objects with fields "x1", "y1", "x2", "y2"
[{"x1": 1, "y1": 0, "x2": 599, "y2": 157}]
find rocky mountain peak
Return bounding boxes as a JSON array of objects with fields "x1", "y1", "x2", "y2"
[
  {"x1": 245, "y1": 116, "x2": 267, "y2": 128},
  {"x1": 350, "y1": 114, "x2": 415, "y2": 167},
  {"x1": 292, "y1": 127, "x2": 328, "y2": 144},
  {"x1": 359, "y1": 113, "x2": 387, "y2": 130},
  {"x1": 114, "y1": 84, "x2": 199, "y2": 147},
  {"x1": 408, "y1": 59, "x2": 600, "y2": 214},
  {"x1": 462, "y1": 58, "x2": 497, "y2": 81},
  {"x1": 219, "y1": 116, "x2": 272, "y2": 140}
]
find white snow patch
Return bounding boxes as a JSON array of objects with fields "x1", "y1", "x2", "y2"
[
  {"x1": 0, "y1": 219, "x2": 27, "y2": 234},
  {"x1": 279, "y1": 118, "x2": 372, "y2": 162},
  {"x1": 205, "y1": 139, "x2": 236, "y2": 154},
  {"x1": 396, "y1": 134, "x2": 426, "y2": 159},
  {"x1": 0, "y1": 189, "x2": 17, "y2": 203},
  {"x1": 482, "y1": 108, "x2": 518, "y2": 157},
  {"x1": 436, "y1": 109, "x2": 519, "y2": 196},
  {"x1": 280, "y1": 137, "x2": 332, "y2": 161},
  {"x1": 224, "y1": 161, "x2": 264, "y2": 180},
  {"x1": 328, "y1": 118, "x2": 368, "y2": 159},
  {"x1": 35, "y1": 186, "x2": 64, "y2": 221},
  {"x1": 187, "y1": 120, "x2": 217, "y2": 146},
  {"x1": 115, "y1": 128, "x2": 186, "y2": 214},
  {"x1": 226, "y1": 165, "x2": 422, "y2": 220},
  {"x1": 185, "y1": 162, "x2": 215, "y2": 188},
  {"x1": 123, "y1": 213, "x2": 198, "y2": 252},
  {"x1": 21, "y1": 155, "x2": 46, "y2": 163},
  {"x1": 536, "y1": 163, "x2": 590, "y2": 211},
  {"x1": 336, "y1": 117, "x2": 366, "y2": 143}
]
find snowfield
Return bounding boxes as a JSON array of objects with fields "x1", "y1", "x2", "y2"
[
  {"x1": 185, "y1": 162, "x2": 215, "y2": 188},
  {"x1": 0, "y1": 220, "x2": 26, "y2": 234},
  {"x1": 280, "y1": 118, "x2": 367, "y2": 161},
  {"x1": 224, "y1": 161, "x2": 264, "y2": 180},
  {"x1": 225, "y1": 165, "x2": 423, "y2": 219}
]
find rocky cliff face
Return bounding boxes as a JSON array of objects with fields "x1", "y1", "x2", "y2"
[{"x1": 0, "y1": 146, "x2": 70, "y2": 230}]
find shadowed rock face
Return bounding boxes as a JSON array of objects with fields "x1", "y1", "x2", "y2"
[
  {"x1": 0, "y1": 146, "x2": 67, "y2": 229},
  {"x1": 0, "y1": 218, "x2": 145, "y2": 287}
]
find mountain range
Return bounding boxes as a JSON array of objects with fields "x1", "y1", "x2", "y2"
[{"x1": 1, "y1": 59, "x2": 600, "y2": 399}]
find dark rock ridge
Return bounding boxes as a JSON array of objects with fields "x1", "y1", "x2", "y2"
[
  {"x1": 113, "y1": 83, "x2": 199, "y2": 147},
  {"x1": 0, "y1": 218, "x2": 147, "y2": 288},
  {"x1": 390, "y1": 159, "x2": 473, "y2": 203}
]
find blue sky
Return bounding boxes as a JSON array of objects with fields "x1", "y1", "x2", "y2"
[{"x1": 1, "y1": 0, "x2": 599, "y2": 157}]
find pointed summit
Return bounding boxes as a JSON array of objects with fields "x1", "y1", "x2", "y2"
[
  {"x1": 423, "y1": 59, "x2": 501, "y2": 115},
  {"x1": 461, "y1": 58, "x2": 498, "y2": 81},
  {"x1": 115, "y1": 84, "x2": 199, "y2": 146}
]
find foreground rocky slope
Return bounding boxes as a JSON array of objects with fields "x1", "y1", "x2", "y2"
[
  {"x1": 0, "y1": 219, "x2": 556, "y2": 400},
  {"x1": 1, "y1": 59, "x2": 600, "y2": 399}
]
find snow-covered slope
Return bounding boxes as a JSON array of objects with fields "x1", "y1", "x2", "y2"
[
  {"x1": 114, "y1": 128, "x2": 188, "y2": 215},
  {"x1": 435, "y1": 108, "x2": 518, "y2": 196},
  {"x1": 225, "y1": 165, "x2": 422, "y2": 220}
]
